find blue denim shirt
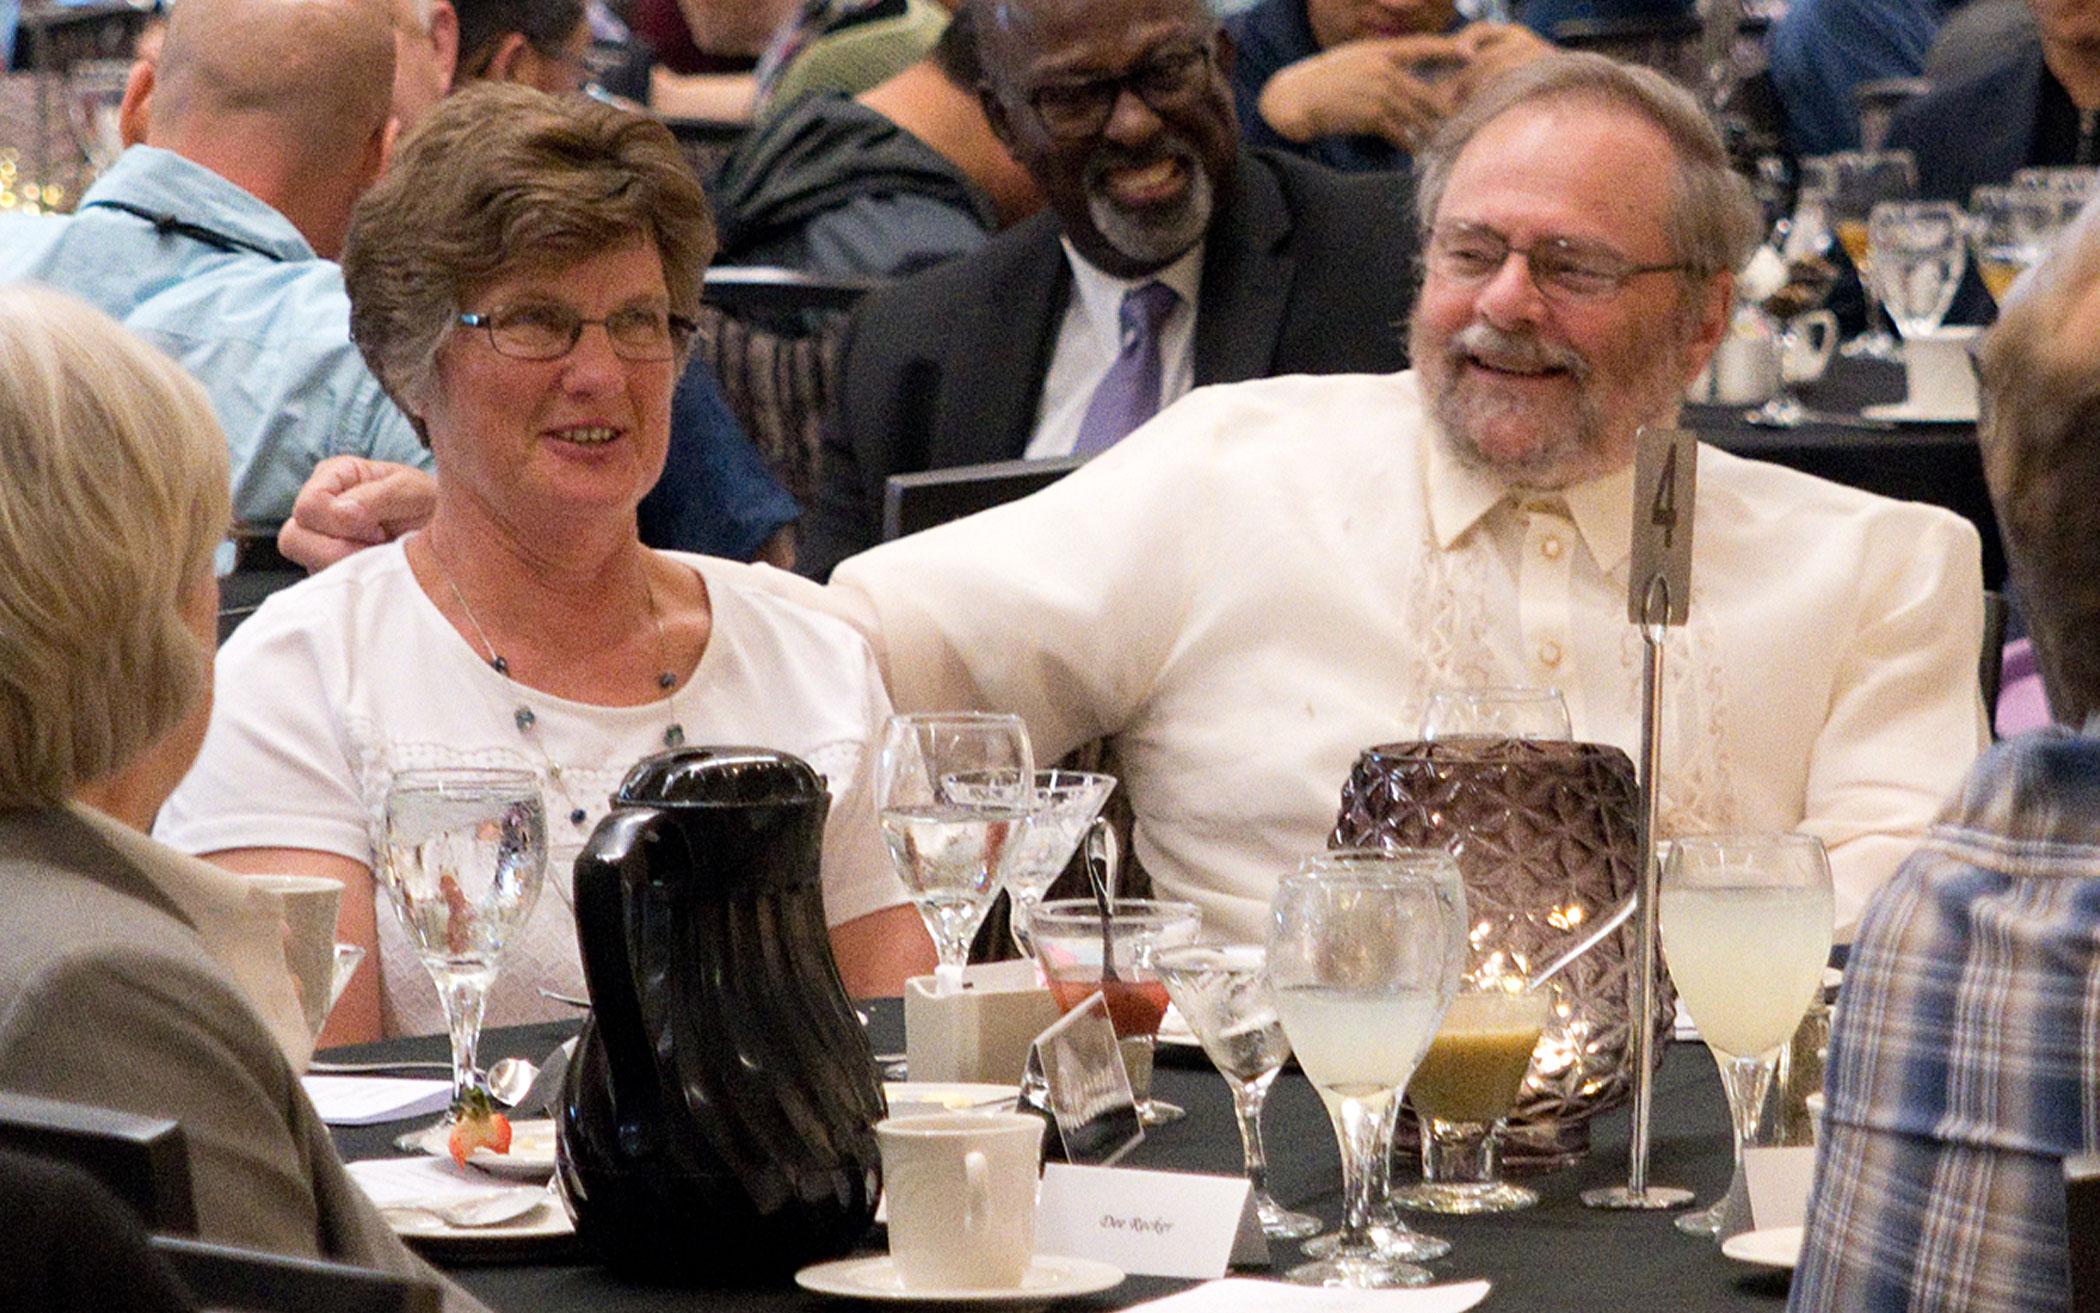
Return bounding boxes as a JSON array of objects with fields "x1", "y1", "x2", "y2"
[
  {"x1": 1792, "y1": 726, "x2": 2100, "y2": 1313},
  {"x1": 0, "y1": 147, "x2": 433, "y2": 529}
]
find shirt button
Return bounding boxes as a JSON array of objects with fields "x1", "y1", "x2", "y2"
[
  {"x1": 1540, "y1": 536, "x2": 1564, "y2": 560},
  {"x1": 1538, "y1": 639, "x2": 1563, "y2": 667}
]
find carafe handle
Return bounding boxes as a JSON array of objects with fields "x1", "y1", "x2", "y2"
[{"x1": 573, "y1": 805, "x2": 675, "y2": 1144}]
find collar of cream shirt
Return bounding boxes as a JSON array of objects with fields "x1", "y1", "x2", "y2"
[
  {"x1": 69, "y1": 802, "x2": 314, "y2": 1071},
  {"x1": 1419, "y1": 395, "x2": 1640, "y2": 573},
  {"x1": 1059, "y1": 237, "x2": 1206, "y2": 354}
]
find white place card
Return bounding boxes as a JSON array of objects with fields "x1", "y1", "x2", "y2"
[
  {"x1": 1035, "y1": 1163, "x2": 1266, "y2": 1279},
  {"x1": 302, "y1": 1075, "x2": 451, "y2": 1126},
  {"x1": 1744, "y1": 1145, "x2": 1819, "y2": 1229},
  {"x1": 1123, "y1": 1277, "x2": 1492, "y2": 1313}
]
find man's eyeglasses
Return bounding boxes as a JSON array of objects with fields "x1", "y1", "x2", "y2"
[
  {"x1": 457, "y1": 303, "x2": 695, "y2": 362},
  {"x1": 1425, "y1": 223, "x2": 1688, "y2": 302},
  {"x1": 1026, "y1": 39, "x2": 1216, "y2": 139}
]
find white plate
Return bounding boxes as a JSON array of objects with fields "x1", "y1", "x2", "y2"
[
  {"x1": 384, "y1": 1193, "x2": 573, "y2": 1244},
  {"x1": 883, "y1": 1083, "x2": 1021, "y2": 1118},
  {"x1": 1156, "y1": 1003, "x2": 1198, "y2": 1048},
  {"x1": 795, "y1": 1254, "x2": 1124, "y2": 1308},
  {"x1": 415, "y1": 1117, "x2": 559, "y2": 1179},
  {"x1": 1858, "y1": 401, "x2": 1977, "y2": 424},
  {"x1": 1722, "y1": 1225, "x2": 1804, "y2": 1270}
]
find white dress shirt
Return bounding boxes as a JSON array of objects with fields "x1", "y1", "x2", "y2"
[
  {"x1": 789, "y1": 371, "x2": 1988, "y2": 942},
  {"x1": 1025, "y1": 240, "x2": 1205, "y2": 459}
]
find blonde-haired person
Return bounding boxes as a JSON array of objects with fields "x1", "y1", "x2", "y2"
[
  {"x1": 0, "y1": 286, "x2": 482, "y2": 1310},
  {"x1": 160, "y1": 84, "x2": 933, "y2": 1043}
]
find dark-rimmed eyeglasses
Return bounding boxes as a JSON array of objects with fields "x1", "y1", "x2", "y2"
[
  {"x1": 1025, "y1": 39, "x2": 1216, "y2": 139},
  {"x1": 456, "y1": 303, "x2": 695, "y2": 362},
  {"x1": 1425, "y1": 222, "x2": 1687, "y2": 303}
]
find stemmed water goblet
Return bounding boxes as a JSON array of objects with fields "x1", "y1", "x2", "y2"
[
  {"x1": 379, "y1": 767, "x2": 548, "y2": 1151},
  {"x1": 1390, "y1": 980, "x2": 1553, "y2": 1214},
  {"x1": 1827, "y1": 149, "x2": 1919, "y2": 361},
  {"x1": 876, "y1": 712, "x2": 1036, "y2": 996},
  {"x1": 1155, "y1": 944, "x2": 1322, "y2": 1240},
  {"x1": 1867, "y1": 200, "x2": 1967, "y2": 341},
  {"x1": 1267, "y1": 848, "x2": 1466, "y2": 1288},
  {"x1": 1029, "y1": 898, "x2": 1201, "y2": 1125},
  {"x1": 1419, "y1": 686, "x2": 1571, "y2": 742},
  {"x1": 1968, "y1": 184, "x2": 2058, "y2": 305},
  {"x1": 1659, "y1": 833, "x2": 1833, "y2": 1238}
]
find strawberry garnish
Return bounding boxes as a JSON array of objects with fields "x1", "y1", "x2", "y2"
[{"x1": 446, "y1": 1087, "x2": 513, "y2": 1166}]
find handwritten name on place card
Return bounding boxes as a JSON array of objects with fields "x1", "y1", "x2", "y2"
[{"x1": 1035, "y1": 1164, "x2": 1263, "y2": 1278}]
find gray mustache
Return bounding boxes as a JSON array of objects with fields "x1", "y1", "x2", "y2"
[{"x1": 1450, "y1": 323, "x2": 1588, "y2": 378}]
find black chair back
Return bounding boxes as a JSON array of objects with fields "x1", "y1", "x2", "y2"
[
  {"x1": 2071, "y1": 1152, "x2": 2100, "y2": 1313},
  {"x1": 0, "y1": 1090, "x2": 195, "y2": 1234},
  {"x1": 152, "y1": 1237, "x2": 443, "y2": 1313}
]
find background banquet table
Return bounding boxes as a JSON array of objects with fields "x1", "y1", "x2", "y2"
[
  {"x1": 1691, "y1": 356, "x2": 2002, "y2": 591},
  {"x1": 328, "y1": 1002, "x2": 1799, "y2": 1313}
]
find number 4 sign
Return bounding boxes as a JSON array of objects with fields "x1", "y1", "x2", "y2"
[{"x1": 1628, "y1": 426, "x2": 1697, "y2": 627}]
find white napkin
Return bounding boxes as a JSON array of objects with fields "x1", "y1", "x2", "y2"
[
  {"x1": 345, "y1": 1154, "x2": 529, "y2": 1208},
  {"x1": 302, "y1": 1075, "x2": 451, "y2": 1126},
  {"x1": 1124, "y1": 1278, "x2": 1492, "y2": 1313}
]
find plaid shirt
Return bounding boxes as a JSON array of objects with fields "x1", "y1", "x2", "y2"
[{"x1": 1792, "y1": 727, "x2": 2100, "y2": 1313}]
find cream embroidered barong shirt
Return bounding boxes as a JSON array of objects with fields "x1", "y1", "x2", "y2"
[{"x1": 769, "y1": 371, "x2": 1987, "y2": 940}]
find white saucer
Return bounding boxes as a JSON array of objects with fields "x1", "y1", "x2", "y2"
[
  {"x1": 385, "y1": 1194, "x2": 572, "y2": 1244},
  {"x1": 883, "y1": 1082, "x2": 1021, "y2": 1118},
  {"x1": 1859, "y1": 401, "x2": 1978, "y2": 424},
  {"x1": 1722, "y1": 1225, "x2": 1804, "y2": 1270},
  {"x1": 414, "y1": 1117, "x2": 559, "y2": 1179},
  {"x1": 795, "y1": 1254, "x2": 1125, "y2": 1307}
]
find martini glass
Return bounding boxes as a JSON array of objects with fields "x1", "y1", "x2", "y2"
[
  {"x1": 379, "y1": 768, "x2": 547, "y2": 1151},
  {"x1": 1004, "y1": 771, "x2": 1117, "y2": 959},
  {"x1": 876, "y1": 712, "x2": 1035, "y2": 996},
  {"x1": 1030, "y1": 898, "x2": 1200, "y2": 1125},
  {"x1": 1660, "y1": 833, "x2": 1833, "y2": 1238},
  {"x1": 1268, "y1": 849, "x2": 1465, "y2": 1288},
  {"x1": 1155, "y1": 944, "x2": 1322, "y2": 1240}
]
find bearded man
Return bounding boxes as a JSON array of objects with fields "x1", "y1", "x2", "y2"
[
  {"x1": 794, "y1": 0, "x2": 1419, "y2": 579},
  {"x1": 757, "y1": 51, "x2": 1987, "y2": 944}
]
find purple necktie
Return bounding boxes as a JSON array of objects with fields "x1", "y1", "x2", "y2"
[{"x1": 1071, "y1": 280, "x2": 1180, "y2": 457}]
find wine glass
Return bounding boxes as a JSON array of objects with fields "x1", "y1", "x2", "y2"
[
  {"x1": 1002, "y1": 771, "x2": 1117, "y2": 958},
  {"x1": 1419, "y1": 686, "x2": 1572, "y2": 742},
  {"x1": 1968, "y1": 185, "x2": 2057, "y2": 305},
  {"x1": 1155, "y1": 944, "x2": 1323, "y2": 1240},
  {"x1": 1868, "y1": 200, "x2": 1967, "y2": 340},
  {"x1": 1827, "y1": 149, "x2": 1919, "y2": 361},
  {"x1": 1390, "y1": 981, "x2": 1553, "y2": 1214},
  {"x1": 1659, "y1": 833, "x2": 1833, "y2": 1238},
  {"x1": 379, "y1": 767, "x2": 548, "y2": 1150},
  {"x1": 1267, "y1": 849, "x2": 1466, "y2": 1288},
  {"x1": 1029, "y1": 898, "x2": 1201, "y2": 1125},
  {"x1": 876, "y1": 712, "x2": 1036, "y2": 996}
]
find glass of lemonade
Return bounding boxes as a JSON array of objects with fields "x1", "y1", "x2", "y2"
[
  {"x1": 1030, "y1": 898, "x2": 1201, "y2": 1124},
  {"x1": 1825, "y1": 149, "x2": 1919, "y2": 361},
  {"x1": 1268, "y1": 849, "x2": 1466, "y2": 1288},
  {"x1": 1659, "y1": 833, "x2": 1834, "y2": 1238},
  {"x1": 1391, "y1": 982, "x2": 1553, "y2": 1214},
  {"x1": 876, "y1": 712, "x2": 1035, "y2": 995},
  {"x1": 1156, "y1": 944, "x2": 1323, "y2": 1240}
]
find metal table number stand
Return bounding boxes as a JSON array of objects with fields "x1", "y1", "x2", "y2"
[{"x1": 1583, "y1": 426, "x2": 1699, "y2": 1212}]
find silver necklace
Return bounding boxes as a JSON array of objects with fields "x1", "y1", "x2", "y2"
[{"x1": 426, "y1": 536, "x2": 688, "y2": 828}]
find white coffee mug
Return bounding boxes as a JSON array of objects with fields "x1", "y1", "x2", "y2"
[
  {"x1": 1901, "y1": 325, "x2": 1982, "y2": 416},
  {"x1": 878, "y1": 1112, "x2": 1043, "y2": 1290},
  {"x1": 249, "y1": 874, "x2": 345, "y2": 1039}
]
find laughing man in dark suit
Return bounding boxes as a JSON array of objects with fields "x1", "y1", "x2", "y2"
[{"x1": 797, "y1": 0, "x2": 1418, "y2": 579}]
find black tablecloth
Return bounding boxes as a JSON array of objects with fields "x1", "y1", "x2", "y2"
[
  {"x1": 328, "y1": 1005, "x2": 1792, "y2": 1313},
  {"x1": 1691, "y1": 356, "x2": 2004, "y2": 591}
]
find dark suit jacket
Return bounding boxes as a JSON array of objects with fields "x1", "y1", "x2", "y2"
[
  {"x1": 799, "y1": 146, "x2": 1418, "y2": 578},
  {"x1": 1884, "y1": 40, "x2": 2046, "y2": 204}
]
